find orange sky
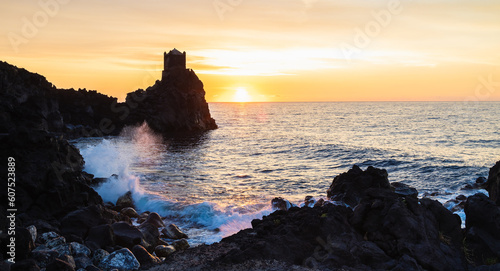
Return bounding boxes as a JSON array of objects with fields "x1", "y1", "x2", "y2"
[{"x1": 1, "y1": 0, "x2": 500, "y2": 102}]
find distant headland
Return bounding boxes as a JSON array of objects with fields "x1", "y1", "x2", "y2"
[{"x1": 0, "y1": 49, "x2": 217, "y2": 138}]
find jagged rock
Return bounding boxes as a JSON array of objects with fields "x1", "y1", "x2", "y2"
[
  {"x1": 172, "y1": 239, "x2": 190, "y2": 251},
  {"x1": 124, "y1": 52, "x2": 217, "y2": 133},
  {"x1": 86, "y1": 224, "x2": 115, "y2": 249},
  {"x1": 271, "y1": 197, "x2": 294, "y2": 211},
  {"x1": 391, "y1": 182, "x2": 418, "y2": 198},
  {"x1": 27, "y1": 225, "x2": 37, "y2": 244},
  {"x1": 138, "y1": 222, "x2": 160, "y2": 251},
  {"x1": 141, "y1": 212, "x2": 165, "y2": 228},
  {"x1": 155, "y1": 245, "x2": 176, "y2": 257},
  {"x1": 112, "y1": 222, "x2": 143, "y2": 248},
  {"x1": 120, "y1": 207, "x2": 140, "y2": 218},
  {"x1": 0, "y1": 129, "x2": 103, "y2": 229},
  {"x1": 327, "y1": 165, "x2": 391, "y2": 207},
  {"x1": 161, "y1": 224, "x2": 188, "y2": 240},
  {"x1": 465, "y1": 193, "x2": 500, "y2": 265},
  {"x1": 132, "y1": 245, "x2": 161, "y2": 268},
  {"x1": 46, "y1": 236, "x2": 66, "y2": 249},
  {"x1": 60, "y1": 205, "x2": 108, "y2": 238},
  {"x1": 70, "y1": 242, "x2": 91, "y2": 257},
  {"x1": 91, "y1": 249, "x2": 109, "y2": 266},
  {"x1": 221, "y1": 166, "x2": 465, "y2": 271},
  {"x1": 98, "y1": 248, "x2": 140, "y2": 271},
  {"x1": 486, "y1": 161, "x2": 500, "y2": 205},
  {"x1": 116, "y1": 191, "x2": 135, "y2": 209},
  {"x1": 38, "y1": 232, "x2": 59, "y2": 244}
]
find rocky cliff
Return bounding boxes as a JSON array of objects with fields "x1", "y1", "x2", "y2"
[
  {"x1": 124, "y1": 67, "x2": 217, "y2": 134},
  {"x1": 0, "y1": 60, "x2": 216, "y2": 137}
]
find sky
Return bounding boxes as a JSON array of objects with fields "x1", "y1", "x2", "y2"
[{"x1": 1, "y1": 0, "x2": 500, "y2": 102}]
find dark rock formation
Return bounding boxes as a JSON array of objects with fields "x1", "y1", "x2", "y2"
[
  {"x1": 161, "y1": 224, "x2": 188, "y2": 240},
  {"x1": 131, "y1": 245, "x2": 161, "y2": 268},
  {"x1": 0, "y1": 58, "x2": 216, "y2": 137},
  {"x1": 124, "y1": 67, "x2": 217, "y2": 134},
  {"x1": 464, "y1": 193, "x2": 500, "y2": 265},
  {"x1": 326, "y1": 165, "x2": 391, "y2": 207},
  {"x1": 486, "y1": 160, "x2": 500, "y2": 205},
  {"x1": 112, "y1": 222, "x2": 144, "y2": 249},
  {"x1": 153, "y1": 166, "x2": 469, "y2": 271}
]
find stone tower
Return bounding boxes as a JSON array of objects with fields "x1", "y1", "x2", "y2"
[{"x1": 162, "y1": 48, "x2": 186, "y2": 79}]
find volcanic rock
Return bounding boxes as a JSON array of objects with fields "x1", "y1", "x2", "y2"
[
  {"x1": 327, "y1": 165, "x2": 391, "y2": 207},
  {"x1": 486, "y1": 160, "x2": 500, "y2": 205}
]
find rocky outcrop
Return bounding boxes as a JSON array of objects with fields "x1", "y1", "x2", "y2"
[
  {"x1": 464, "y1": 193, "x2": 500, "y2": 265},
  {"x1": 486, "y1": 160, "x2": 500, "y2": 205},
  {"x1": 0, "y1": 130, "x2": 103, "y2": 239},
  {"x1": 326, "y1": 165, "x2": 391, "y2": 207},
  {"x1": 124, "y1": 67, "x2": 217, "y2": 134},
  {"x1": 152, "y1": 165, "x2": 500, "y2": 271},
  {"x1": 0, "y1": 59, "x2": 216, "y2": 137}
]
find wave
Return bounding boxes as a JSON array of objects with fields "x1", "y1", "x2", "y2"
[{"x1": 77, "y1": 123, "x2": 271, "y2": 245}]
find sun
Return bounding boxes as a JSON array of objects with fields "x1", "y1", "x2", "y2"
[{"x1": 233, "y1": 87, "x2": 252, "y2": 103}]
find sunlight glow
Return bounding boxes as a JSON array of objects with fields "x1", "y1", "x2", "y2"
[{"x1": 233, "y1": 87, "x2": 252, "y2": 103}]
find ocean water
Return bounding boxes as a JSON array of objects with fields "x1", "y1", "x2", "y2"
[{"x1": 74, "y1": 102, "x2": 500, "y2": 245}]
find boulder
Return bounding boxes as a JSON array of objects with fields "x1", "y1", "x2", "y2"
[
  {"x1": 116, "y1": 191, "x2": 135, "y2": 209},
  {"x1": 141, "y1": 212, "x2": 165, "y2": 228},
  {"x1": 486, "y1": 161, "x2": 500, "y2": 205},
  {"x1": 131, "y1": 245, "x2": 161, "y2": 268},
  {"x1": 112, "y1": 222, "x2": 143, "y2": 248},
  {"x1": 155, "y1": 245, "x2": 176, "y2": 257},
  {"x1": 327, "y1": 165, "x2": 391, "y2": 207},
  {"x1": 391, "y1": 182, "x2": 418, "y2": 198},
  {"x1": 464, "y1": 193, "x2": 500, "y2": 265},
  {"x1": 161, "y1": 224, "x2": 188, "y2": 240},
  {"x1": 120, "y1": 207, "x2": 140, "y2": 218},
  {"x1": 138, "y1": 222, "x2": 161, "y2": 251},
  {"x1": 172, "y1": 239, "x2": 190, "y2": 251},
  {"x1": 98, "y1": 248, "x2": 140, "y2": 271},
  {"x1": 86, "y1": 224, "x2": 115, "y2": 249},
  {"x1": 60, "y1": 205, "x2": 108, "y2": 238}
]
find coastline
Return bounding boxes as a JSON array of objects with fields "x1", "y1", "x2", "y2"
[{"x1": 1, "y1": 60, "x2": 500, "y2": 271}]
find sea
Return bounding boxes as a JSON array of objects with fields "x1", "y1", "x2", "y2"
[{"x1": 73, "y1": 102, "x2": 500, "y2": 245}]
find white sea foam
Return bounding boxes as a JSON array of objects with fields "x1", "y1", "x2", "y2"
[{"x1": 77, "y1": 122, "x2": 270, "y2": 245}]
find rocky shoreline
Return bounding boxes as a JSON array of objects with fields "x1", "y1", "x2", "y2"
[{"x1": 1, "y1": 60, "x2": 500, "y2": 271}]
